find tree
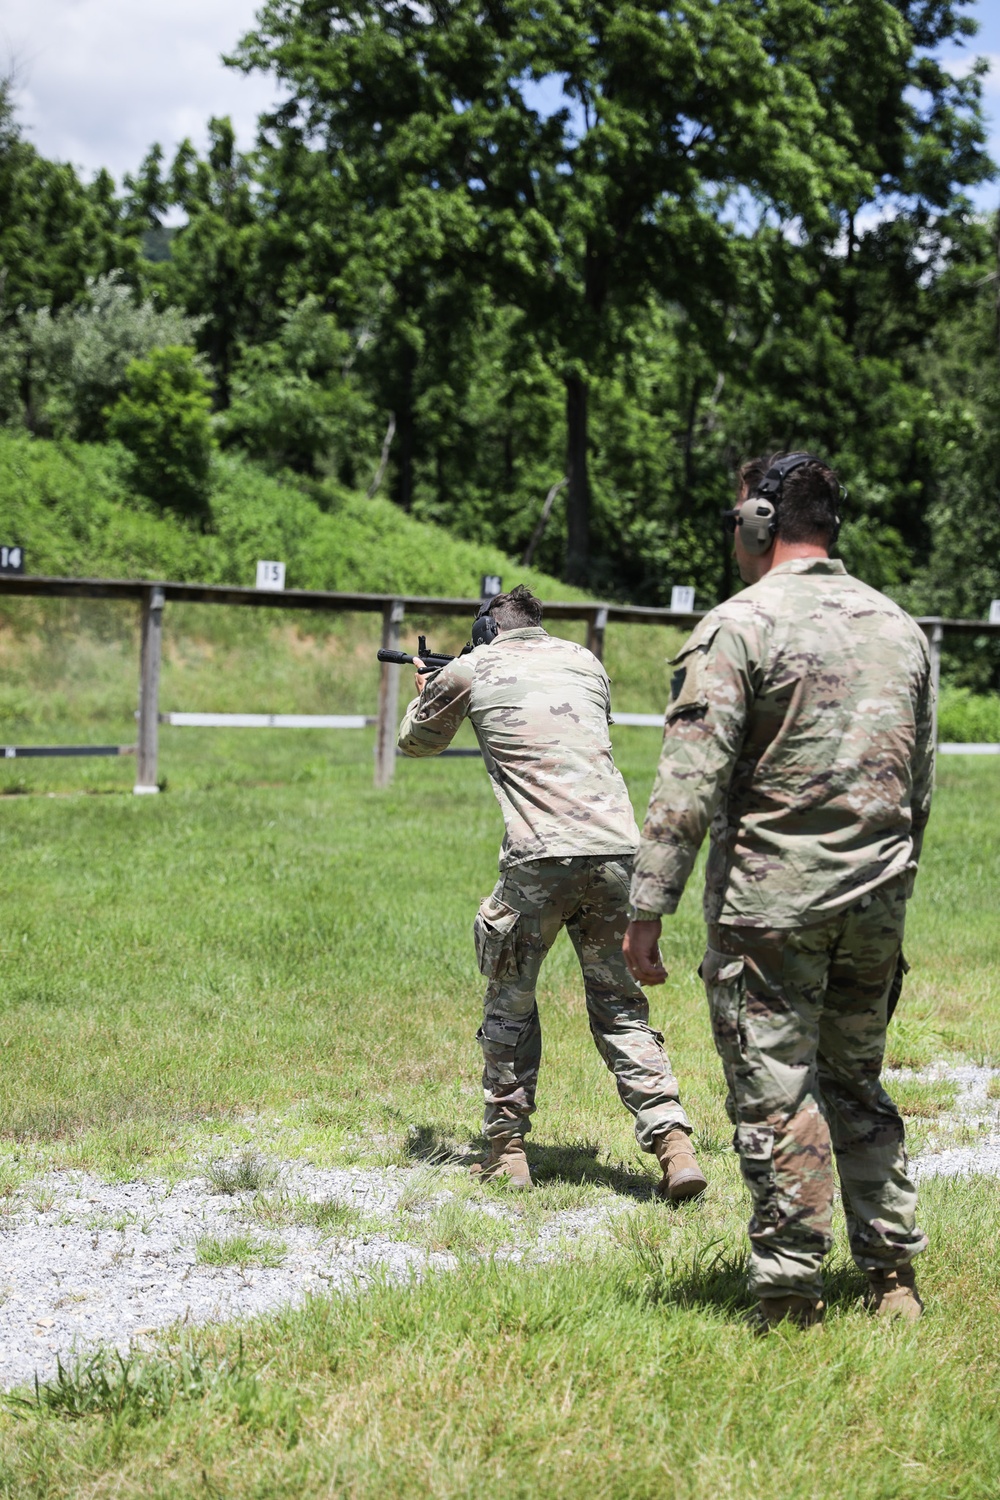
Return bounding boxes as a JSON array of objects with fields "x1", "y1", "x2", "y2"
[
  {"x1": 234, "y1": 0, "x2": 912, "y2": 582},
  {"x1": 128, "y1": 119, "x2": 266, "y2": 407},
  {"x1": 0, "y1": 81, "x2": 140, "y2": 321},
  {"x1": 218, "y1": 293, "x2": 376, "y2": 476},
  {"x1": 105, "y1": 346, "x2": 216, "y2": 520}
]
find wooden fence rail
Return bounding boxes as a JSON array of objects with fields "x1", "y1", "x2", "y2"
[{"x1": 2, "y1": 573, "x2": 998, "y2": 790}]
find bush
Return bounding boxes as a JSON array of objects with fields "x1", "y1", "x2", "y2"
[
  {"x1": 937, "y1": 686, "x2": 1000, "y2": 745},
  {"x1": 3, "y1": 273, "x2": 202, "y2": 440},
  {"x1": 105, "y1": 347, "x2": 216, "y2": 521}
]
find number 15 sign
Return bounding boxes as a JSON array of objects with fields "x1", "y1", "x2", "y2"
[{"x1": 256, "y1": 560, "x2": 286, "y2": 591}]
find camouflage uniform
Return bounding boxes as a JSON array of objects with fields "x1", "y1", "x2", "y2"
[
  {"x1": 398, "y1": 626, "x2": 691, "y2": 1147},
  {"x1": 630, "y1": 559, "x2": 935, "y2": 1300}
]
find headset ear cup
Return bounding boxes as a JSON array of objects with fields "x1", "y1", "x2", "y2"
[
  {"x1": 737, "y1": 497, "x2": 777, "y2": 556},
  {"x1": 471, "y1": 612, "x2": 499, "y2": 648}
]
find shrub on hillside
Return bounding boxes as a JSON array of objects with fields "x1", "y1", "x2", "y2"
[
  {"x1": 105, "y1": 347, "x2": 216, "y2": 522},
  {"x1": 0, "y1": 273, "x2": 202, "y2": 441},
  {"x1": 0, "y1": 428, "x2": 581, "y2": 600}
]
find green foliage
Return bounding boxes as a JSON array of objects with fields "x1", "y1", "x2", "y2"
[
  {"x1": 0, "y1": 429, "x2": 578, "y2": 600},
  {"x1": 938, "y1": 687, "x2": 1000, "y2": 745},
  {"x1": 10, "y1": 1343, "x2": 258, "y2": 1426},
  {"x1": 1, "y1": 273, "x2": 203, "y2": 439},
  {"x1": 105, "y1": 347, "x2": 216, "y2": 520},
  {"x1": 218, "y1": 296, "x2": 376, "y2": 477},
  {"x1": 231, "y1": 0, "x2": 991, "y2": 584},
  {"x1": 0, "y1": 84, "x2": 141, "y2": 320},
  {"x1": 195, "y1": 1233, "x2": 286, "y2": 1268}
]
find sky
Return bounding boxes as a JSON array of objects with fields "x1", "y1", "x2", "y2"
[{"x1": 3, "y1": 0, "x2": 1000, "y2": 210}]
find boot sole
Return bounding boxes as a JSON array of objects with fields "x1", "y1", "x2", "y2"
[
  {"x1": 669, "y1": 1170, "x2": 708, "y2": 1201},
  {"x1": 469, "y1": 1164, "x2": 533, "y2": 1190},
  {"x1": 655, "y1": 1168, "x2": 708, "y2": 1202}
]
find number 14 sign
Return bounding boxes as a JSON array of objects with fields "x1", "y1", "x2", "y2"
[{"x1": 0, "y1": 546, "x2": 24, "y2": 574}]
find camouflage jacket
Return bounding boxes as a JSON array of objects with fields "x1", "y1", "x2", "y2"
[
  {"x1": 629, "y1": 559, "x2": 935, "y2": 928},
  {"x1": 397, "y1": 626, "x2": 639, "y2": 865}
]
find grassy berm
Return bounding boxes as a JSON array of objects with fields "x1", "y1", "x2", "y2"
[{"x1": 0, "y1": 592, "x2": 998, "y2": 1496}]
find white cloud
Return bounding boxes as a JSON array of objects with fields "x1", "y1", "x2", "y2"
[{"x1": 1, "y1": 0, "x2": 280, "y2": 183}]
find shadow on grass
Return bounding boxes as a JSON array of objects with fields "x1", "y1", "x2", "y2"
[
  {"x1": 405, "y1": 1125, "x2": 656, "y2": 1198},
  {"x1": 526, "y1": 1141, "x2": 656, "y2": 1198},
  {"x1": 616, "y1": 1225, "x2": 868, "y2": 1320}
]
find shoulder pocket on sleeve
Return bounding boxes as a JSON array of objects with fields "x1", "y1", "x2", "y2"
[{"x1": 666, "y1": 621, "x2": 721, "y2": 721}]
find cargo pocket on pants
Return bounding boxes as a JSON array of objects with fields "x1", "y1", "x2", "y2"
[
  {"x1": 473, "y1": 896, "x2": 521, "y2": 981},
  {"x1": 701, "y1": 949, "x2": 747, "y2": 1072},
  {"x1": 886, "y1": 951, "x2": 910, "y2": 1024},
  {"x1": 736, "y1": 1121, "x2": 779, "y2": 1225}
]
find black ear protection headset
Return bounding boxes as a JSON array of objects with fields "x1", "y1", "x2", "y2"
[
  {"x1": 471, "y1": 598, "x2": 500, "y2": 648},
  {"x1": 722, "y1": 452, "x2": 845, "y2": 557}
]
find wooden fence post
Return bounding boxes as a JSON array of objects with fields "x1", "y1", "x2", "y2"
[
  {"x1": 375, "y1": 599, "x2": 405, "y2": 787},
  {"x1": 586, "y1": 605, "x2": 609, "y2": 662},
  {"x1": 928, "y1": 619, "x2": 943, "y2": 752},
  {"x1": 134, "y1": 585, "x2": 165, "y2": 794}
]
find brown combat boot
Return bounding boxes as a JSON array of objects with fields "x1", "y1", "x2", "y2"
[
  {"x1": 653, "y1": 1127, "x2": 708, "y2": 1201},
  {"x1": 469, "y1": 1134, "x2": 533, "y2": 1189},
  {"x1": 753, "y1": 1294, "x2": 825, "y2": 1332},
  {"x1": 866, "y1": 1265, "x2": 923, "y2": 1322}
]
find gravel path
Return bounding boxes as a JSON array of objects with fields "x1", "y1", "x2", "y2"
[
  {"x1": 0, "y1": 1162, "x2": 620, "y2": 1392},
  {"x1": 0, "y1": 1061, "x2": 996, "y2": 1393}
]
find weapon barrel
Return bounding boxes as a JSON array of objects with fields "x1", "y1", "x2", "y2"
[{"x1": 376, "y1": 649, "x2": 454, "y2": 669}]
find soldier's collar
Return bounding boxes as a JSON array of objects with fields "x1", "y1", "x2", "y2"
[
  {"x1": 769, "y1": 558, "x2": 847, "y2": 577},
  {"x1": 493, "y1": 626, "x2": 548, "y2": 641}
]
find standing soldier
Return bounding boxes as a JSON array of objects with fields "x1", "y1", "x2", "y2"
[
  {"x1": 398, "y1": 584, "x2": 707, "y2": 1199},
  {"x1": 624, "y1": 453, "x2": 935, "y2": 1329}
]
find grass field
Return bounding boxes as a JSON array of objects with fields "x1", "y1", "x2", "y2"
[{"x1": 0, "y1": 608, "x2": 998, "y2": 1497}]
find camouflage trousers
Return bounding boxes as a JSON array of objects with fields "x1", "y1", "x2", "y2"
[
  {"x1": 703, "y1": 877, "x2": 926, "y2": 1302},
  {"x1": 474, "y1": 855, "x2": 690, "y2": 1149}
]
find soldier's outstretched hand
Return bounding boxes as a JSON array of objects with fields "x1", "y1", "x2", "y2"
[
  {"x1": 623, "y1": 919, "x2": 668, "y2": 986},
  {"x1": 413, "y1": 657, "x2": 429, "y2": 694}
]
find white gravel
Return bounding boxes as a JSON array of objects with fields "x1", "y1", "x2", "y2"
[
  {"x1": 0, "y1": 1160, "x2": 621, "y2": 1392},
  {"x1": 888, "y1": 1061, "x2": 1000, "y2": 1181},
  {"x1": 0, "y1": 1061, "x2": 995, "y2": 1393}
]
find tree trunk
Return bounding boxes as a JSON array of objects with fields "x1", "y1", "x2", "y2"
[
  {"x1": 393, "y1": 355, "x2": 415, "y2": 513},
  {"x1": 564, "y1": 374, "x2": 590, "y2": 585}
]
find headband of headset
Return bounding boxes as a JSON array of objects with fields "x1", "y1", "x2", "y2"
[{"x1": 736, "y1": 451, "x2": 842, "y2": 556}]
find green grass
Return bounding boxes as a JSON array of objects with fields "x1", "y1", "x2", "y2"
[
  {"x1": 194, "y1": 1233, "x2": 286, "y2": 1270},
  {"x1": 0, "y1": 428, "x2": 581, "y2": 600},
  {"x1": 889, "y1": 1078, "x2": 959, "y2": 1119},
  {"x1": 3, "y1": 1175, "x2": 999, "y2": 1498},
  {"x1": 0, "y1": 618, "x2": 997, "y2": 1495},
  {"x1": 205, "y1": 1151, "x2": 280, "y2": 1196}
]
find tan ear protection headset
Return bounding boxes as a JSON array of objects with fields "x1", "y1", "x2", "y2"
[{"x1": 722, "y1": 452, "x2": 844, "y2": 557}]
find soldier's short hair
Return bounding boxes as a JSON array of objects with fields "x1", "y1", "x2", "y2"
[
  {"x1": 738, "y1": 453, "x2": 840, "y2": 546},
  {"x1": 777, "y1": 457, "x2": 840, "y2": 545},
  {"x1": 488, "y1": 584, "x2": 543, "y2": 630}
]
